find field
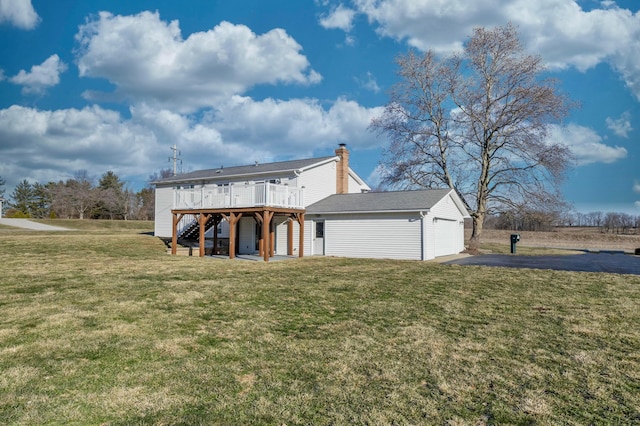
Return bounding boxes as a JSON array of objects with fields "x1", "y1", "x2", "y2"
[
  {"x1": 1, "y1": 220, "x2": 639, "y2": 424},
  {"x1": 475, "y1": 227, "x2": 640, "y2": 253}
]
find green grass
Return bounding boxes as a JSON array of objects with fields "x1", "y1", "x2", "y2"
[{"x1": 1, "y1": 222, "x2": 639, "y2": 424}]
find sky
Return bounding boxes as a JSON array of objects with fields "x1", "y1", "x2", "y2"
[{"x1": 0, "y1": 0, "x2": 639, "y2": 215}]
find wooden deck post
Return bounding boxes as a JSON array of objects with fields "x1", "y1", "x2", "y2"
[
  {"x1": 171, "y1": 213, "x2": 184, "y2": 255},
  {"x1": 262, "y1": 210, "x2": 274, "y2": 262},
  {"x1": 198, "y1": 213, "x2": 209, "y2": 257},
  {"x1": 297, "y1": 213, "x2": 305, "y2": 258},
  {"x1": 254, "y1": 214, "x2": 264, "y2": 257},
  {"x1": 172, "y1": 213, "x2": 178, "y2": 255},
  {"x1": 287, "y1": 219, "x2": 293, "y2": 255},
  {"x1": 225, "y1": 212, "x2": 242, "y2": 260}
]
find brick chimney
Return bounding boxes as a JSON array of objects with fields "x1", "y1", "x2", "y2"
[{"x1": 335, "y1": 143, "x2": 349, "y2": 194}]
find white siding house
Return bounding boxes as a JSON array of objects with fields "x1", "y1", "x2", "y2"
[
  {"x1": 306, "y1": 189, "x2": 470, "y2": 261},
  {"x1": 153, "y1": 146, "x2": 368, "y2": 239},
  {"x1": 154, "y1": 145, "x2": 469, "y2": 261}
]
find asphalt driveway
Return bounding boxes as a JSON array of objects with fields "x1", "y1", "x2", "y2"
[{"x1": 445, "y1": 252, "x2": 640, "y2": 275}]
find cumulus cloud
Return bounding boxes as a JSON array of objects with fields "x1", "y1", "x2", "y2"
[
  {"x1": 319, "y1": 4, "x2": 356, "y2": 31},
  {"x1": 0, "y1": 97, "x2": 383, "y2": 191},
  {"x1": 606, "y1": 112, "x2": 633, "y2": 138},
  {"x1": 0, "y1": 0, "x2": 39, "y2": 29},
  {"x1": 547, "y1": 123, "x2": 627, "y2": 165},
  {"x1": 207, "y1": 96, "x2": 384, "y2": 157},
  {"x1": 10, "y1": 54, "x2": 67, "y2": 94},
  {"x1": 75, "y1": 11, "x2": 322, "y2": 112},
  {"x1": 0, "y1": 105, "x2": 160, "y2": 190},
  {"x1": 349, "y1": 0, "x2": 640, "y2": 99},
  {"x1": 633, "y1": 181, "x2": 640, "y2": 193}
]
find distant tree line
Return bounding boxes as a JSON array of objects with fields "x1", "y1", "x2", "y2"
[
  {"x1": 486, "y1": 207, "x2": 640, "y2": 234},
  {"x1": 0, "y1": 169, "x2": 171, "y2": 220}
]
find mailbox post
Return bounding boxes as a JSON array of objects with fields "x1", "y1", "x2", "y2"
[{"x1": 510, "y1": 234, "x2": 520, "y2": 254}]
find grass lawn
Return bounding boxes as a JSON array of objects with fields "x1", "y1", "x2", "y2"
[{"x1": 1, "y1": 221, "x2": 639, "y2": 424}]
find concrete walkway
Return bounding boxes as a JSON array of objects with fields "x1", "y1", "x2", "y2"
[{"x1": 0, "y1": 218, "x2": 71, "y2": 231}]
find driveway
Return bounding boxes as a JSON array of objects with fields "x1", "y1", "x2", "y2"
[
  {"x1": 0, "y1": 218, "x2": 71, "y2": 231},
  {"x1": 445, "y1": 252, "x2": 640, "y2": 275}
]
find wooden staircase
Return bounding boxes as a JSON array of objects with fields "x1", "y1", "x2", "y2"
[{"x1": 178, "y1": 215, "x2": 218, "y2": 241}]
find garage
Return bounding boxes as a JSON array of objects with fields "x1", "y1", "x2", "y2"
[{"x1": 306, "y1": 189, "x2": 469, "y2": 261}]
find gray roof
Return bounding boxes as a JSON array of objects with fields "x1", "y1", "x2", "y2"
[
  {"x1": 306, "y1": 189, "x2": 456, "y2": 213},
  {"x1": 154, "y1": 156, "x2": 336, "y2": 184}
]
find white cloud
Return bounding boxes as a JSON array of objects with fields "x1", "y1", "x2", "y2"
[
  {"x1": 319, "y1": 4, "x2": 356, "y2": 31},
  {"x1": 0, "y1": 0, "x2": 39, "y2": 30},
  {"x1": 635, "y1": 201, "x2": 640, "y2": 210},
  {"x1": 0, "y1": 105, "x2": 159, "y2": 190},
  {"x1": 0, "y1": 97, "x2": 383, "y2": 191},
  {"x1": 75, "y1": 11, "x2": 321, "y2": 112},
  {"x1": 207, "y1": 96, "x2": 384, "y2": 157},
  {"x1": 606, "y1": 112, "x2": 633, "y2": 138},
  {"x1": 633, "y1": 181, "x2": 640, "y2": 194},
  {"x1": 10, "y1": 54, "x2": 67, "y2": 94},
  {"x1": 356, "y1": 71, "x2": 381, "y2": 93},
  {"x1": 548, "y1": 123, "x2": 627, "y2": 165},
  {"x1": 351, "y1": 0, "x2": 640, "y2": 99}
]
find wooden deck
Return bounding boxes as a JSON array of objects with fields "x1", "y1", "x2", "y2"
[{"x1": 171, "y1": 206, "x2": 305, "y2": 262}]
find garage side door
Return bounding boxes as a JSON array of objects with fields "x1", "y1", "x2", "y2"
[{"x1": 434, "y1": 218, "x2": 458, "y2": 257}]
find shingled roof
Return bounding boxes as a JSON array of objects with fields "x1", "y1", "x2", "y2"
[
  {"x1": 306, "y1": 189, "x2": 458, "y2": 213},
  {"x1": 153, "y1": 156, "x2": 336, "y2": 184}
]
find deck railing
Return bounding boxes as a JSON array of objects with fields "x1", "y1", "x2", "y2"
[{"x1": 174, "y1": 182, "x2": 305, "y2": 210}]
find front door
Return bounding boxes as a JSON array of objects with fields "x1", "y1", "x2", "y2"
[{"x1": 314, "y1": 220, "x2": 325, "y2": 255}]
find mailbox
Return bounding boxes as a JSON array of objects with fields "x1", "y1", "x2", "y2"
[{"x1": 510, "y1": 234, "x2": 520, "y2": 254}]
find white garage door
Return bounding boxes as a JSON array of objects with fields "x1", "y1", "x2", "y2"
[{"x1": 434, "y1": 218, "x2": 458, "y2": 257}]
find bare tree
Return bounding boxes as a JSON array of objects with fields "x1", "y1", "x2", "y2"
[
  {"x1": 371, "y1": 24, "x2": 573, "y2": 248},
  {"x1": 587, "y1": 211, "x2": 603, "y2": 228}
]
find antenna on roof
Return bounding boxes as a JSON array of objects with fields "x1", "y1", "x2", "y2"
[{"x1": 169, "y1": 144, "x2": 182, "y2": 176}]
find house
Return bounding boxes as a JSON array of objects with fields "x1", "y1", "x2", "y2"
[{"x1": 153, "y1": 144, "x2": 469, "y2": 261}]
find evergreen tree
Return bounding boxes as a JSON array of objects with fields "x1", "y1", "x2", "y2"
[
  {"x1": 95, "y1": 171, "x2": 125, "y2": 219},
  {"x1": 10, "y1": 179, "x2": 34, "y2": 216},
  {"x1": 31, "y1": 182, "x2": 52, "y2": 218}
]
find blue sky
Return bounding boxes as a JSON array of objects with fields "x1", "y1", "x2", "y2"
[{"x1": 0, "y1": 0, "x2": 638, "y2": 214}]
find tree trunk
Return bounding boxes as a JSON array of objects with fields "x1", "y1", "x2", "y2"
[{"x1": 469, "y1": 213, "x2": 484, "y2": 251}]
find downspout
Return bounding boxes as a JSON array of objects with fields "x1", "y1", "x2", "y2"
[{"x1": 419, "y1": 211, "x2": 425, "y2": 261}]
